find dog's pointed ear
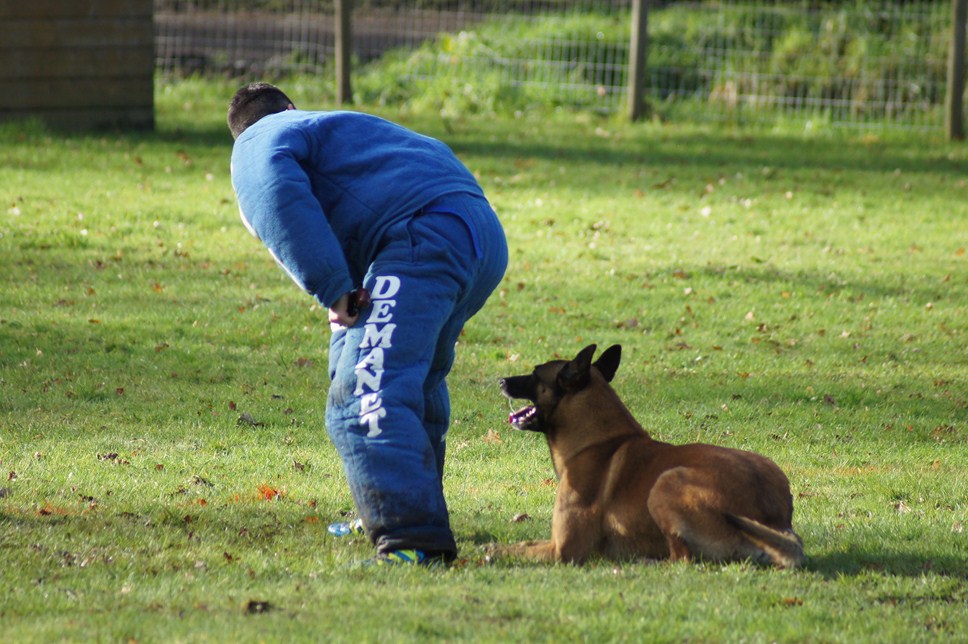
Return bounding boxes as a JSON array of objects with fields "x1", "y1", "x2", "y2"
[
  {"x1": 594, "y1": 344, "x2": 622, "y2": 382},
  {"x1": 558, "y1": 344, "x2": 596, "y2": 393}
]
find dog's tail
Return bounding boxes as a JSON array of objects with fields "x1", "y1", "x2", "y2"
[{"x1": 726, "y1": 513, "x2": 804, "y2": 569}]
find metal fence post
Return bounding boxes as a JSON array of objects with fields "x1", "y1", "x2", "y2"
[
  {"x1": 947, "y1": 0, "x2": 967, "y2": 140},
  {"x1": 627, "y1": 0, "x2": 648, "y2": 121},
  {"x1": 336, "y1": 0, "x2": 353, "y2": 104}
]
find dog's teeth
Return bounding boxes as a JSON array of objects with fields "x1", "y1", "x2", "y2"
[{"x1": 509, "y1": 406, "x2": 536, "y2": 428}]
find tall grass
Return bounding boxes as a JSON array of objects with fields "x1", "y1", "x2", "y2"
[{"x1": 0, "y1": 78, "x2": 965, "y2": 641}]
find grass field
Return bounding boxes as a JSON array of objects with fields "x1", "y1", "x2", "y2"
[{"x1": 1, "y1": 78, "x2": 966, "y2": 642}]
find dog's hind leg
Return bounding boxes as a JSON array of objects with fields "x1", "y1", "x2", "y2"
[
  {"x1": 662, "y1": 531, "x2": 692, "y2": 562},
  {"x1": 647, "y1": 467, "x2": 757, "y2": 564},
  {"x1": 646, "y1": 467, "x2": 705, "y2": 562}
]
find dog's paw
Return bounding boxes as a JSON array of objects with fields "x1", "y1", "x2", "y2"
[{"x1": 477, "y1": 542, "x2": 509, "y2": 565}]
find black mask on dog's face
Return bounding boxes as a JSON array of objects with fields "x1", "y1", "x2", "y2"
[
  {"x1": 500, "y1": 362, "x2": 565, "y2": 433},
  {"x1": 500, "y1": 344, "x2": 622, "y2": 433}
]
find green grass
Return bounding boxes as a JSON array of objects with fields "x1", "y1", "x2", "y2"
[{"x1": 1, "y1": 78, "x2": 966, "y2": 641}]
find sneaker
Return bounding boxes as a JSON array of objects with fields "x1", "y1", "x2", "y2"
[
  {"x1": 327, "y1": 517, "x2": 365, "y2": 538},
  {"x1": 371, "y1": 549, "x2": 446, "y2": 567}
]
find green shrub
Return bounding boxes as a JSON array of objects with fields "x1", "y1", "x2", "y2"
[{"x1": 353, "y1": 1, "x2": 950, "y2": 126}]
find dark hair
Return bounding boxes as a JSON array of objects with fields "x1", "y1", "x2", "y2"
[{"x1": 227, "y1": 82, "x2": 294, "y2": 139}]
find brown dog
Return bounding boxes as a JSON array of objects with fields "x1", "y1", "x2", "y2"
[{"x1": 498, "y1": 344, "x2": 804, "y2": 567}]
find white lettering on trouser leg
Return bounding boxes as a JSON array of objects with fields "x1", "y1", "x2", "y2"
[
  {"x1": 360, "y1": 392, "x2": 388, "y2": 436},
  {"x1": 370, "y1": 275, "x2": 401, "y2": 299},
  {"x1": 360, "y1": 323, "x2": 395, "y2": 349},
  {"x1": 353, "y1": 276, "x2": 400, "y2": 438},
  {"x1": 354, "y1": 348, "x2": 384, "y2": 395}
]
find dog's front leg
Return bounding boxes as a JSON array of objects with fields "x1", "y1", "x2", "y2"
[
  {"x1": 498, "y1": 536, "x2": 592, "y2": 563},
  {"x1": 497, "y1": 539, "x2": 559, "y2": 562}
]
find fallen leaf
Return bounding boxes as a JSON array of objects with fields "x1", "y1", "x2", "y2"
[
  {"x1": 245, "y1": 600, "x2": 273, "y2": 614},
  {"x1": 482, "y1": 428, "x2": 503, "y2": 444},
  {"x1": 38, "y1": 502, "x2": 69, "y2": 516},
  {"x1": 511, "y1": 513, "x2": 532, "y2": 523},
  {"x1": 257, "y1": 484, "x2": 282, "y2": 501},
  {"x1": 238, "y1": 413, "x2": 264, "y2": 427}
]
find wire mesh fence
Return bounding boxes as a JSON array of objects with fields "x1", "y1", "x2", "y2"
[{"x1": 155, "y1": 0, "x2": 960, "y2": 130}]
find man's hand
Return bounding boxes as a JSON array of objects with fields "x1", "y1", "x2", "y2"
[
  {"x1": 328, "y1": 292, "x2": 358, "y2": 328},
  {"x1": 328, "y1": 288, "x2": 370, "y2": 328}
]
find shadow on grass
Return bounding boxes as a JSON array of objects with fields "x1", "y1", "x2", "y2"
[
  {"x1": 806, "y1": 550, "x2": 968, "y2": 580},
  {"x1": 460, "y1": 531, "x2": 967, "y2": 581},
  {"x1": 9, "y1": 111, "x2": 963, "y2": 182},
  {"x1": 450, "y1": 130, "x2": 966, "y2": 181},
  {"x1": 4, "y1": 506, "x2": 964, "y2": 581}
]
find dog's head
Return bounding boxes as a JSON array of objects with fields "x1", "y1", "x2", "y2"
[{"x1": 500, "y1": 344, "x2": 622, "y2": 433}]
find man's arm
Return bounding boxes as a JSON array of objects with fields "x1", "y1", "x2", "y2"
[{"x1": 230, "y1": 129, "x2": 354, "y2": 309}]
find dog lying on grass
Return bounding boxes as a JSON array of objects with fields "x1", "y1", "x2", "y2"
[{"x1": 498, "y1": 344, "x2": 804, "y2": 568}]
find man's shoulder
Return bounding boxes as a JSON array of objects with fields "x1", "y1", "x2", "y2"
[{"x1": 244, "y1": 109, "x2": 391, "y2": 140}]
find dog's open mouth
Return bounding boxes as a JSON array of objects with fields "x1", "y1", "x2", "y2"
[{"x1": 508, "y1": 405, "x2": 539, "y2": 430}]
